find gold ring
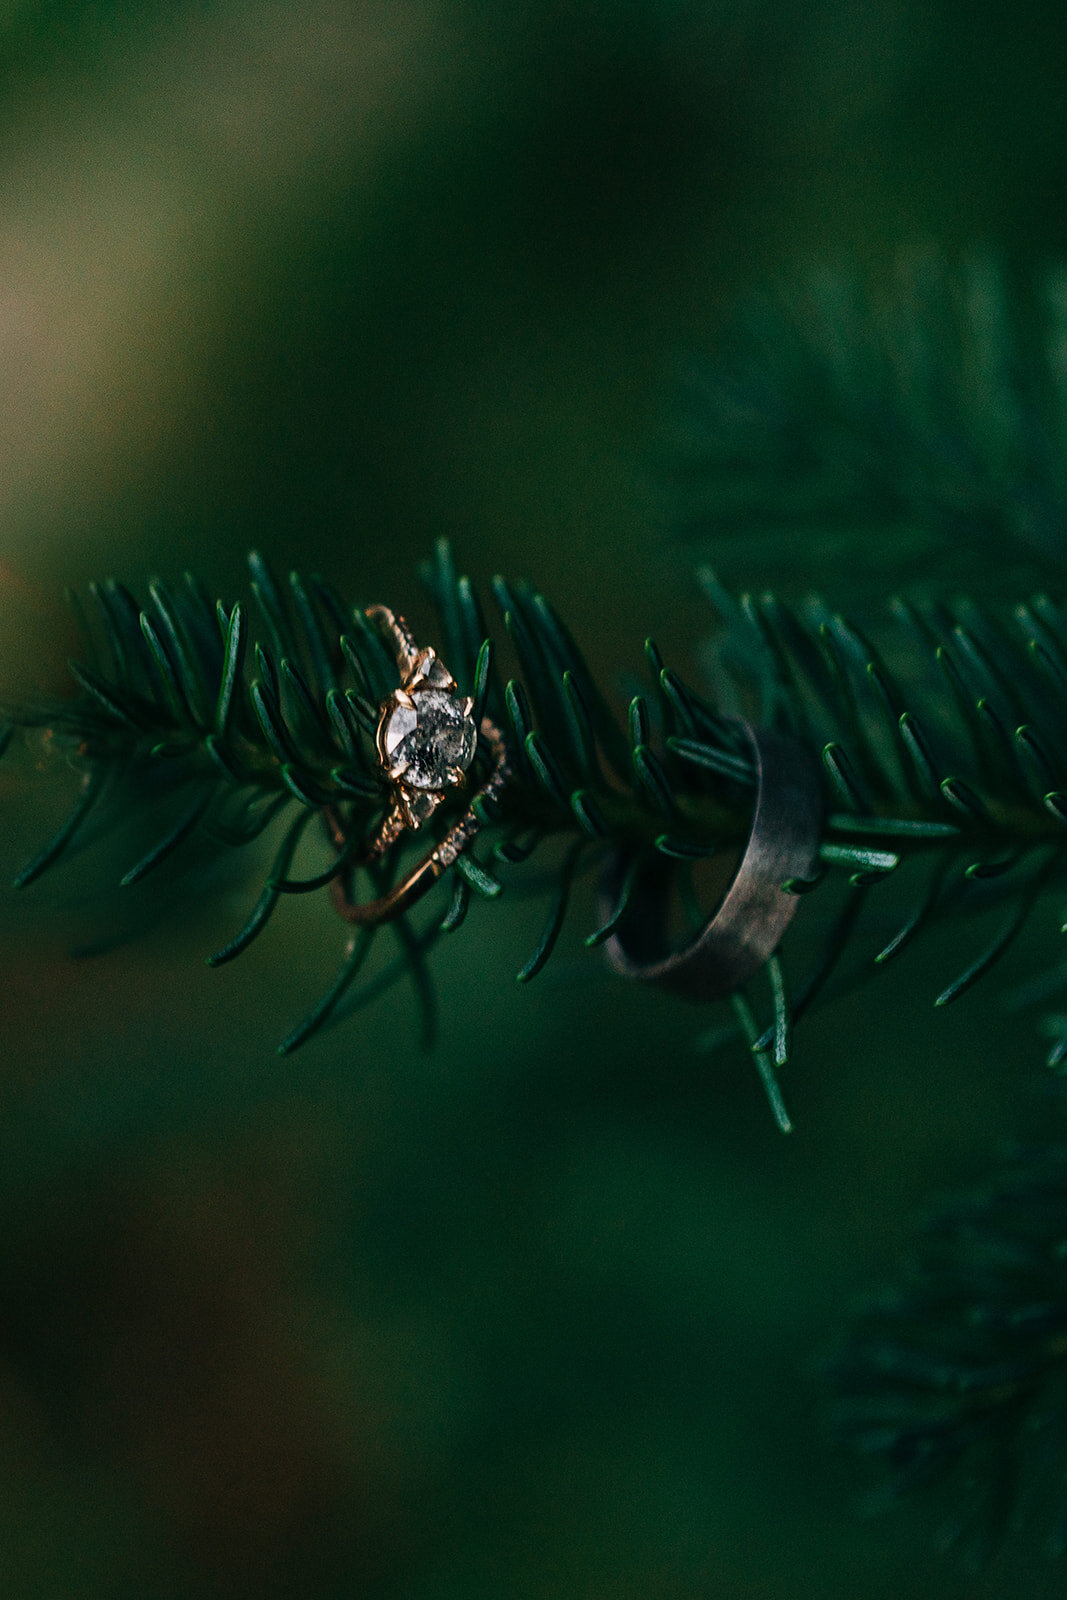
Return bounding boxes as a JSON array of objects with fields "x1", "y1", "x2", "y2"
[{"x1": 328, "y1": 607, "x2": 510, "y2": 926}]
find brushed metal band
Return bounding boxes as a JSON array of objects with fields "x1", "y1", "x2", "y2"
[{"x1": 601, "y1": 722, "x2": 823, "y2": 999}]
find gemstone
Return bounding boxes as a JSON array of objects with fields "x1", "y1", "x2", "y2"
[{"x1": 381, "y1": 687, "x2": 477, "y2": 790}]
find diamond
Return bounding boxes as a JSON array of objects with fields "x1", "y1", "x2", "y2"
[{"x1": 381, "y1": 686, "x2": 477, "y2": 791}]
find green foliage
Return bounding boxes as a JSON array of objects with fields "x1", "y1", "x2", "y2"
[
  {"x1": 660, "y1": 249, "x2": 1067, "y2": 1570},
  {"x1": 5, "y1": 533, "x2": 1067, "y2": 1109},
  {"x1": 674, "y1": 255, "x2": 1067, "y2": 586},
  {"x1": 7, "y1": 251, "x2": 1067, "y2": 1574},
  {"x1": 830, "y1": 1129, "x2": 1067, "y2": 1567}
]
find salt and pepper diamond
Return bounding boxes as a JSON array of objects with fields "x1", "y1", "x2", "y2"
[{"x1": 376, "y1": 647, "x2": 478, "y2": 828}]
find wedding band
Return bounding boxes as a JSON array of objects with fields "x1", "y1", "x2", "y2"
[{"x1": 600, "y1": 722, "x2": 823, "y2": 999}]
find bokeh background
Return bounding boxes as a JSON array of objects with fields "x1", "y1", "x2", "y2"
[{"x1": 0, "y1": 1, "x2": 1065, "y2": 1595}]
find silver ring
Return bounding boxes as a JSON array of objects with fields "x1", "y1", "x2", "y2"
[{"x1": 601, "y1": 722, "x2": 823, "y2": 999}]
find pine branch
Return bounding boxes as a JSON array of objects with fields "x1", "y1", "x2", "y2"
[
  {"x1": 4, "y1": 540, "x2": 1067, "y2": 1090},
  {"x1": 673, "y1": 253, "x2": 1067, "y2": 585},
  {"x1": 829, "y1": 1131, "x2": 1067, "y2": 1567}
]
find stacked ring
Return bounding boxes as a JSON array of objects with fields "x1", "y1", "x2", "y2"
[
  {"x1": 328, "y1": 607, "x2": 510, "y2": 926},
  {"x1": 326, "y1": 615, "x2": 821, "y2": 994}
]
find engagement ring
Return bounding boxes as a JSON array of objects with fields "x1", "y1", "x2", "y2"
[
  {"x1": 328, "y1": 606, "x2": 510, "y2": 926},
  {"x1": 371, "y1": 605, "x2": 479, "y2": 842}
]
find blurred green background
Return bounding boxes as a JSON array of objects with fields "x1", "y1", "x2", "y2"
[{"x1": 0, "y1": 1, "x2": 1065, "y2": 1594}]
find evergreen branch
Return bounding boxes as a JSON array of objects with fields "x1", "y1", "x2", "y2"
[
  {"x1": 5, "y1": 542, "x2": 1067, "y2": 1080},
  {"x1": 674, "y1": 254, "x2": 1067, "y2": 585},
  {"x1": 829, "y1": 1133, "x2": 1067, "y2": 1566}
]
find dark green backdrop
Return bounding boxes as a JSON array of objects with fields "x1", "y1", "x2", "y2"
[{"x1": 0, "y1": 2, "x2": 1064, "y2": 1594}]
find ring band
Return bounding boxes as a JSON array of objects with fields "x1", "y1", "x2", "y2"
[
  {"x1": 600, "y1": 722, "x2": 823, "y2": 999},
  {"x1": 327, "y1": 607, "x2": 511, "y2": 927}
]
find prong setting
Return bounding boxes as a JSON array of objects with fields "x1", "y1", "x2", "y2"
[{"x1": 374, "y1": 630, "x2": 479, "y2": 828}]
